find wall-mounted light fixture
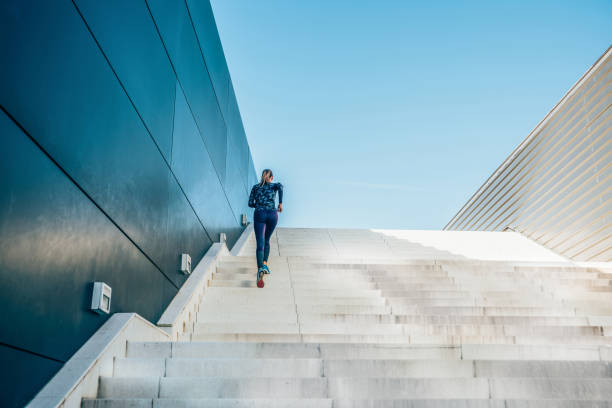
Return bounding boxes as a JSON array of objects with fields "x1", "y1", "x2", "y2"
[
  {"x1": 91, "y1": 282, "x2": 112, "y2": 314},
  {"x1": 180, "y1": 253, "x2": 192, "y2": 275}
]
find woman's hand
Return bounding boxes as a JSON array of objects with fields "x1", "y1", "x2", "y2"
[{"x1": 278, "y1": 203, "x2": 283, "y2": 212}]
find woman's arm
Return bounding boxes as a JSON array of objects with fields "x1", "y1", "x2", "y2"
[
  {"x1": 276, "y1": 183, "x2": 283, "y2": 212},
  {"x1": 276, "y1": 183, "x2": 283, "y2": 205}
]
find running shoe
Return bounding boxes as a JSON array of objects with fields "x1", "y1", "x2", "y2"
[
  {"x1": 262, "y1": 264, "x2": 270, "y2": 274},
  {"x1": 256, "y1": 267, "x2": 265, "y2": 288}
]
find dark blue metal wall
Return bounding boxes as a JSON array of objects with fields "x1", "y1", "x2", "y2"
[{"x1": 0, "y1": 1, "x2": 256, "y2": 406}]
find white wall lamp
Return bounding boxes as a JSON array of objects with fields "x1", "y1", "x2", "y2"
[
  {"x1": 91, "y1": 282, "x2": 112, "y2": 314},
  {"x1": 180, "y1": 253, "x2": 192, "y2": 275}
]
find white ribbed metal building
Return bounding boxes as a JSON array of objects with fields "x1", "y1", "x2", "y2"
[{"x1": 446, "y1": 46, "x2": 612, "y2": 262}]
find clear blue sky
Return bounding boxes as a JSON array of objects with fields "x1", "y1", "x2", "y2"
[{"x1": 210, "y1": 0, "x2": 612, "y2": 230}]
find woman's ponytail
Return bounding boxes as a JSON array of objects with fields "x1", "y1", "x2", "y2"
[{"x1": 259, "y1": 169, "x2": 273, "y2": 187}]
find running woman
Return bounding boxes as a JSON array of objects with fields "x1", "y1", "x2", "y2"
[{"x1": 248, "y1": 169, "x2": 283, "y2": 288}]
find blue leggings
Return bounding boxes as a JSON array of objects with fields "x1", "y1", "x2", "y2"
[{"x1": 254, "y1": 209, "x2": 278, "y2": 268}]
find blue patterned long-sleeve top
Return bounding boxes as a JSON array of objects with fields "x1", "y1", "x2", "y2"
[{"x1": 248, "y1": 182, "x2": 283, "y2": 210}]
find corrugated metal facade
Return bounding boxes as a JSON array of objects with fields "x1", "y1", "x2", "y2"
[{"x1": 445, "y1": 46, "x2": 612, "y2": 262}]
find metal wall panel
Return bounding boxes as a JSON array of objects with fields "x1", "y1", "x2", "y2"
[
  {"x1": 0, "y1": 346, "x2": 62, "y2": 408},
  {"x1": 74, "y1": 0, "x2": 176, "y2": 162},
  {"x1": 227, "y1": 84, "x2": 251, "y2": 189},
  {"x1": 0, "y1": 111, "x2": 178, "y2": 406},
  {"x1": 0, "y1": 0, "x2": 185, "y2": 286},
  {"x1": 186, "y1": 0, "x2": 231, "y2": 119},
  {"x1": 225, "y1": 87, "x2": 251, "y2": 224},
  {"x1": 147, "y1": 0, "x2": 228, "y2": 184},
  {"x1": 0, "y1": 0, "x2": 254, "y2": 406},
  {"x1": 446, "y1": 47, "x2": 612, "y2": 262},
  {"x1": 171, "y1": 83, "x2": 237, "y2": 244}
]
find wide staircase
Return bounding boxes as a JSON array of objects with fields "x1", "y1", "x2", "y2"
[{"x1": 84, "y1": 228, "x2": 612, "y2": 407}]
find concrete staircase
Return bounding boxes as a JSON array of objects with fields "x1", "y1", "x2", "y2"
[{"x1": 83, "y1": 228, "x2": 612, "y2": 407}]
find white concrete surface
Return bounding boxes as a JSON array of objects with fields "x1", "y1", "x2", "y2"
[
  {"x1": 157, "y1": 242, "x2": 229, "y2": 340},
  {"x1": 82, "y1": 227, "x2": 612, "y2": 406},
  {"x1": 26, "y1": 313, "x2": 169, "y2": 408},
  {"x1": 230, "y1": 223, "x2": 254, "y2": 256}
]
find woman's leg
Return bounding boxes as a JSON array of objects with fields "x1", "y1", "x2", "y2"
[
  {"x1": 253, "y1": 210, "x2": 266, "y2": 269},
  {"x1": 263, "y1": 210, "x2": 278, "y2": 263}
]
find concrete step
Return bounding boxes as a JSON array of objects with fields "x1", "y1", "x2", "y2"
[
  {"x1": 379, "y1": 291, "x2": 472, "y2": 299},
  {"x1": 292, "y1": 273, "x2": 452, "y2": 281},
  {"x1": 216, "y1": 266, "x2": 288, "y2": 274},
  {"x1": 84, "y1": 399, "x2": 334, "y2": 408},
  {"x1": 327, "y1": 378, "x2": 489, "y2": 398},
  {"x1": 204, "y1": 286, "x2": 289, "y2": 294},
  {"x1": 326, "y1": 378, "x2": 612, "y2": 399},
  {"x1": 187, "y1": 332, "x2": 610, "y2": 346},
  {"x1": 590, "y1": 316, "x2": 612, "y2": 326},
  {"x1": 203, "y1": 296, "x2": 386, "y2": 306},
  {"x1": 199, "y1": 294, "x2": 294, "y2": 304},
  {"x1": 200, "y1": 291, "x2": 293, "y2": 300},
  {"x1": 293, "y1": 281, "x2": 460, "y2": 290},
  {"x1": 200, "y1": 299, "x2": 295, "y2": 307},
  {"x1": 387, "y1": 297, "x2": 563, "y2": 307},
  {"x1": 291, "y1": 280, "x2": 381, "y2": 289},
  {"x1": 290, "y1": 272, "x2": 450, "y2": 280},
  {"x1": 197, "y1": 311, "x2": 298, "y2": 324},
  {"x1": 332, "y1": 400, "x2": 612, "y2": 408},
  {"x1": 461, "y1": 344, "x2": 605, "y2": 360},
  {"x1": 127, "y1": 342, "x2": 467, "y2": 360},
  {"x1": 114, "y1": 357, "x2": 324, "y2": 378},
  {"x1": 194, "y1": 322, "x2": 299, "y2": 334},
  {"x1": 190, "y1": 333, "x2": 303, "y2": 342},
  {"x1": 488, "y1": 378, "x2": 612, "y2": 399},
  {"x1": 322, "y1": 359, "x2": 474, "y2": 377},
  {"x1": 98, "y1": 377, "x2": 329, "y2": 398},
  {"x1": 309, "y1": 334, "x2": 514, "y2": 345},
  {"x1": 295, "y1": 297, "x2": 387, "y2": 306},
  {"x1": 114, "y1": 358, "x2": 612, "y2": 379},
  {"x1": 211, "y1": 272, "x2": 291, "y2": 281},
  {"x1": 127, "y1": 342, "x2": 318, "y2": 359},
  {"x1": 188, "y1": 333, "x2": 517, "y2": 345},
  {"x1": 297, "y1": 305, "x2": 392, "y2": 314},
  {"x1": 95, "y1": 374, "x2": 612, "y2": 402},
  {"x1": 127, "y1": 342, "x2": 612, "y2": 361},
  {"x1": 449, "y1": 270, "x2": 602, "y2": 279},
  {"x1": 319, "y1": 344, "x2": 462, "y2": 359},
  {"x1": 209, "y1": 279, "x2": 292, "y2": 288},
  {"x1": 512, "y1": 335, "x2": 611, "y2": 345},
  {"x1": 191, "y1": 318, "x2": 606, "y2": 339},
  {"x1": 297, "y1": 313, "x2": 590, "y2": 326},
  {"x1": 289, "y1": 263, "x2": 439, "y2": 271},
  {"x1": 390, "y1": 306, "x2": 577, "y2": 316},
  {"x1": 551, "y1": 279, "x2": 612, "y2": 288},
  {"x1": 298, "y1": 313, "x2": 398, "y2": 324},
  {"x1": 299, "y1": 322, "x2": 603, "y2": 336},
  {"x1": 382, "y1": 290, "x2": 548, "y2": 299},
  {"x1": 154, "y1": 399, "x2": 332, "y2": 408},
  {"x1": 297, "y1": 323, "x2": 604, "y2": 337},
  {"x1": 473, "y1": 360, "x2": 612, "y2": 377},
  {"x1": 292, "y1": 289, "x2": 383, "y2": 298},
  {"x1": 382, "y1": 283, "x2": 543, "y2": 292}
]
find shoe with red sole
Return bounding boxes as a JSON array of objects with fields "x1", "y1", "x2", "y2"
[{"x1": 256, "y1": 268, "x2": 265, "y2": 288}]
